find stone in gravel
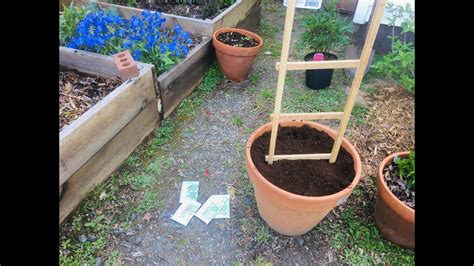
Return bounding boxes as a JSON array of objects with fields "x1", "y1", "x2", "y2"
[
  {"x1": 95, "y1": 257, "x2": 102, "y2": 266},
  {"x1": 88, "y1": 235, "x2": 97, "y2": 242},
  {"x1": 126, "y1": 230, "x2": 135, "y2": 236},
  {"x1": 113, "y1": 229, "x2": 122, "y2": 236},
  {"x1": 78, "y1": 235, "x2": 87, "y2": 243},
  {"x1": 122, "y1": 242, "x2": 132, "y2": 249},
  {"x1": 133, "y1": 236, "x2": 142, "y2": 245},
  {"x1": 136, "y1": 224, "x2": 143, "y2": 230},
  {"x1": 296, "y1": 236, "x2": 304, "y2": 246},
  {"x1": 130, "y1": 213, "x2": 137, "y2": 221},
  {"x1": 131, "y1": 251, "x2": 144, "y2": 257},
  {"x1": 235, "y1": 230, "x2": 243, "y2": 237},
  {"x1": 242, "y1": 196, "x2": 253, "y2": 206}
]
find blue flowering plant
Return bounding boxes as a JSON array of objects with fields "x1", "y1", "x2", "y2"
[{"x1": 65, "y1": 9, "x2": 194, "y2": 74}]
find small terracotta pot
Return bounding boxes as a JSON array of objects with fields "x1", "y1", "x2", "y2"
[
  {"x1": 245, "y1": 121, "x2": 362, "y2": 236},
  {"x1": 374, "y1": 151, "x2": 415, "y2": 249},
  {"x1": 212, "y1": 28, "x2": 263, "y2": 81}
]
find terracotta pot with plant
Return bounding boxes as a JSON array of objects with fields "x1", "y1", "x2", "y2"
[
  {"x1": 300, "y1": 0, "x2": 354, "y2": 90},
  {"x1": 212, "y1": 27, "x2": 263, "y2": 81},
  {"x1": 375, "y1": 151, "x2": 415, "y2": 248}
]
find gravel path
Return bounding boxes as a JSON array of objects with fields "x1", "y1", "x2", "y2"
[{"x1": 107, "y1": 4, "x2": 347, "y2": 264}]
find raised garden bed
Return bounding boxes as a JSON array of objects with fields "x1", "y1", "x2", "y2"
[
  {"x1": 86, "y1": 0, "x2": 262, "y2": 38},
  {"x1": 59, "y1": 47, "x2": 160, "y2": 225}
]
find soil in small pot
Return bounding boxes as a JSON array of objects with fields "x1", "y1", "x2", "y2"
[
  {"x1": 250, "y1": 125, "x2": 355, "y2": 196},
  {"x1": 59, "y1": 66, "x2": 122, "y2": 131},
  {"x1": 383, "y1": 160, "x2": 415, "y2": 209},
  {"x1": 217, "y1": 32, "x2": 260, "y2": 48}
]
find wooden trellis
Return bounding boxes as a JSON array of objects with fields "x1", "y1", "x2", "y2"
[{"x1": 267, "y1": 0, "x2": 388, "y2": 164}]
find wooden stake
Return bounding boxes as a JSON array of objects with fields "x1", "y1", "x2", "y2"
[
  {"x1": 267, "y1": 0, "x2": 296, "y2": 165},
  {"x1": 329, "y1": 0, "x2": 388, "y2": 163}
]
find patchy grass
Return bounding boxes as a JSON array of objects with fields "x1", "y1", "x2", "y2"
[
  {"x1": 256, "y1": 224, "x2": 271, "y2": 244},
  {"x1": 318, "y1": 206, "x2": 414, "y2": 265},
  {"x1": 249, "y1": 72, "x2": 261, "y2": 85},
  {"x1": 252, "y1": 256, "x2": 273, "y2": 266},
  {"x1": 232, "y1": 116, "x2": 245, "y2": 128},
  {"x1": 255, "y1": 89, "x2": 275, "y2": 112}
]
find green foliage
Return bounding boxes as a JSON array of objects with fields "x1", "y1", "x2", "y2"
[
  {"x1": 232, "y1": 116, "x2": 244, "y2": 127},
  {"x1": 59, "y1": 4, "x2": 89, "y2": 45},
  {"x1": 394, "y1": 151, "x2": 415, "y2": 190},
  {"x1": 300, "y1": 0, "x2": 354, "y2": 53},
  {"x1": 372, "y1": 3, "x2": 414, "y2": 93},
  {"x1": 319, "y1": 207, "x2": 415, "y2": 264},
  {"x1": 134, "y1": 190, "x2": 159, "y2": 213},
  {"x1": 255, "y1": 224, "x2": 271, "y2": 244}
]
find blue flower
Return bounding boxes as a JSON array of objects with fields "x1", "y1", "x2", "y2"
[{"x1": 132, "y1": 50, "x2": 142, "y2": 60}]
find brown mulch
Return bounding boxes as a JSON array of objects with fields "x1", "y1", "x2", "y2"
[
  {"x1": 59, "y1": 67, "x2": 122, "y2": 131},
  {"x1": 348, "y1": 86, "x2": 415, "y2": 182}
]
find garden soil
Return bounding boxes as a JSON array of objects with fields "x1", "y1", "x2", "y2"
[{"x1": 251, "y1": 125, "x2": 355, "y2": 196}]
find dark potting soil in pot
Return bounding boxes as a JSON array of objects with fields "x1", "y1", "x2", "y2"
[
  {"x1": 217, "y1": 32, "x2": 260, "y2": 47},
  {"x1": 59, "y1": 66, "x2": 122, "y2": 131},
  {"x1": 250, "y1": 125, "x2": 355, "y2": 196},
  {"x1": 383, "y1": 160, "x2": 415, "y2": 209}
]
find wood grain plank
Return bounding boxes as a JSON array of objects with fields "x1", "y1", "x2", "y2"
[
  {"x1": 60, "y1": 48, "x2": 156, "y2": 185},
  {"x1": 60, "y1": 99, "x2": 159, "y2": 225}
]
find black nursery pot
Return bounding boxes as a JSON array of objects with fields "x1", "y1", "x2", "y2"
[{"x1": 304, "y1": 52, "x2": 338, "y2": 90}]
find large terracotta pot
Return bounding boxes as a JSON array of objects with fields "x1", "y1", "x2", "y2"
[
  {"x1": 245, "y1": 121, "x2": 362, "y2": 236},
  {"x1": 212, "y1": 27, "x2": 263, "y2": 81},
  {"x1": 374, "y1": 151, "x2": 415, "y2": 249}
]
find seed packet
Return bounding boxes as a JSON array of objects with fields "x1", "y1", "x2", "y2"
[
  {"x1": 195, "y1": 195, "x2": 230, "y2": 224},
  {"x1": 171, "y1": 199, "x2": 201, "y2": 226},
  {"x1": 179, "y1": 181, "x2": 199, "y2": 203}
]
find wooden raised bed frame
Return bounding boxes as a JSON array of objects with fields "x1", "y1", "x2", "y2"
[
  {"x1": 86, "y1": 0, "x2": 261, "y2": 117},
  {"x1": 59, "y1": 47, "x2": 160, "y2": 225},
  {"x1": 60, "y1": 0, "x2": 261, "y2": 224},
  {"x1": 89, "y1": 0, "x2": 262, "y2": 37}
]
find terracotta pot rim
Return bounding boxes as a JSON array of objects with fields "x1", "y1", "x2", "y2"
[
  {"x1": 378, "y1": 151, "x2": 415, "y2": 215},
  {"x1": 213, "y1": 27, "x2": 263, "y2": 51},
  {"x1": 246, "y1": 121, "x2": 362, "y2": 203}
]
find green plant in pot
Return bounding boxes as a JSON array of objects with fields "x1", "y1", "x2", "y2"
[
  {"x1": 375, "y1": 150, "x2": 415, "y2": 248},
  {"x1": 300, "y1": 0, "x2": 354, "y2": 90}
]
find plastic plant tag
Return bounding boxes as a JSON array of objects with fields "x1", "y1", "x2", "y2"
[
  {"x1": 195, "y1": 195, "x2": 231, "y2": 224},
  {"x1": 313, "y1": 53, "x2": 324, "y2": 61},
  {"x1": 179, "y1": 181, "x2": 199, "y2": 203},
  {"x1": 171, "y1": 199, "x2": 201, "y2": 226}
]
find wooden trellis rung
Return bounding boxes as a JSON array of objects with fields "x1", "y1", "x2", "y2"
[
  {"x1": 269, "y1": 112, "x2": 344, "y2": 121},
  {"x1": 275, "y1": 59, "x2": 360, "y2": 71},
  {"x1": 265, "y1": 153, "x2": 331, "y2": 162}
]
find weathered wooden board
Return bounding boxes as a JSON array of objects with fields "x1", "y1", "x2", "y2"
[
  {"x1": 158, "y1": 38, "x2": 213, "y2": 118},
  {"x1": 59, "y1": 47, "x2": 157, "y2": 186},
  {"x1": 60, "y1": 98, "x2": 159, "y2": 225}
]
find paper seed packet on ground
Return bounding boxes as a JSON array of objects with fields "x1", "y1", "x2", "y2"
[
  {"x1": 171, "y1": 199, "x2": 202, "y2": 226},
  {"x1": 195, "y1": 195, "x2": 230, "y2": 224},
  {"x1": 179, "y1": 181, "x2": 199, "y2": 203}
]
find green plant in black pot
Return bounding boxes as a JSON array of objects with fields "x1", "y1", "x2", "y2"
[{"x1": 299, "y1": 0, "x2": 354, "y2": 90}]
